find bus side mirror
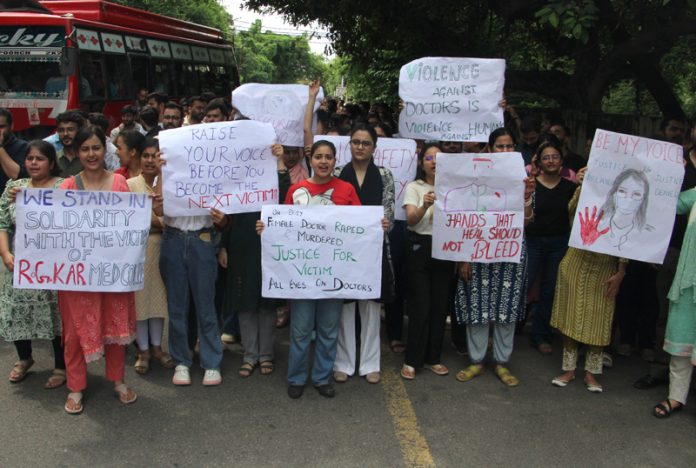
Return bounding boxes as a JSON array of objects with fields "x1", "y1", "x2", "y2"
[{"x1": 60, "y1": 46, "x2": 78, "y2": 76}]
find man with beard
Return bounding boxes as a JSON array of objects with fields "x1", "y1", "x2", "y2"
[
  {"x1": 55, "y1": 111, "x2": 86, "y2": 177},
  {"x1": 162, "y1": 102, "x2": 183, "y2": 130},
  {"x1": 0, "y1": 108, "x2": 27, "y2": 194},
  {"x1": 517, "y1": 116, "x2": 542, "y2": 165},
  {"x1": 184, "y1": 96, "x2": 207, "y2": 126},
  {"x1": 203, "y1": 99, "x2": 230, "y2": 123},
  {"x1": 659, "y1": 116, "x2": 686, "y2": 145},
  {"x1": 110, "y1": 105, "x2": 143, "y2": 142},
  {"x1": 147, "y1": 92, "x2": 168, "y2": 124}
]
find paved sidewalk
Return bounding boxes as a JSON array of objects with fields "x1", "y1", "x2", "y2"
[{"x1": 0, "y1": 329, "x2": 694, "y2": 467}]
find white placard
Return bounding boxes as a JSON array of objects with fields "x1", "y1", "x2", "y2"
[
  {"x1": 232, "y1": 83, "x2": 324, "y2": 147},
  {"x1": 568, "y1": 129, "x2": 685, "y2": 264},
  {"x1": 432, "y1": 153, "x2": 526, "y2": 262},
  {"x1": 312, "y1": 135, "x2": 417, "y2": 221},
  {"x1": 13, "y1": 189, "x2": 151, "y2": 292},
  {"x1": 159, "y1": 121, "x2": 279, "y2": 216},
  {"x1": 398, "y1": 57, "x2": 505, "y2": 142},
  {"x1": 261, "y1": 205, "x2": 383, "y2": 299}
]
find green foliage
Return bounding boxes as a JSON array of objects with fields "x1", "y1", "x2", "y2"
[
  {"x1": 111, "y1": 0, "x2": 232, "y2": 33},
  {"x1": 534, "y1": 0, "x2": 598, "y2": 43},
  {"x1": 236, "y1": 20, "x2": 326, "y2": 84}
]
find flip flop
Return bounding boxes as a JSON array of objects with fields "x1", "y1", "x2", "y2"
[
  {"x1": 259, "y1": 361, "x2": 274, "y2": 376},
  {"x1": 114, "y1": 384, "x2": 137, "y2": 405},
  {"x1": 65, "y1": 392, "x2": 84, "y2": 415},
  {"x1": 456, "y1": 364, "x2": 484, "y2": 382},
  {"x1": 134, "y1": 351, "x2": 150, "y2": 375},
  {"x1": 238, "y1": 362, "x2": 256, "y2": 378},
  {"x1": 44, "y1": 369, "x2": 67, "y2": 389},
  {"x1": 495, "y1": 366, "x2": 520, "y2": 387},
  {"x1": 428, "y1": 364, "x2": 449, "y2": 376},
  {"x1": 9, "y1": 358, "x2": 34, "y2": 383},
  {"x1": 653, "y1": 400, "x2": 683, "y2": 419}
]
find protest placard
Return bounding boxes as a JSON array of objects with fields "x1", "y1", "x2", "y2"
[
  {"x1": 398, "y1": 57, "x2": 505, "y2": 142},
  {"x1": 13, "y1": 188, "x2": 152, "y2": 292},
  {"x1": 159, "y1": 120, "x2": 279, "y2": 216},
  {"x1": 312, "y1": 135, "x2": 417, "y2": 220},
  {"x1": 260, "y1": 205, "x2": 383, "y2": 299},
  {"x1": 232, "y1": 83, "x2": 324, "y2": 147},
  {"x1": 568, "y1": 129, "x2": 685, "y2": 264},
  {"x1": 431, "y1": 152, "x2": 526, "y2": 263}
]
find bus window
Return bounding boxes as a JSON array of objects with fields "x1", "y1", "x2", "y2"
[
  {"x1": 174, "y1": 62, "x2": 200, "y2": 96},
  {"x1": 152, "y1": 59, "x2": 173, "y2": 96},
  {"x1": 129, "y1": 54, "x2": 150, "y2": 97},
  {"x1": 78, "y1": 52, "x2": 106, "y2": 100},
  {"x1": 104, "y1": 54, "x2": 132, "y2": 99},
  {"x1": 0, "y1": 58, "x2": 64, "y2": 98}
]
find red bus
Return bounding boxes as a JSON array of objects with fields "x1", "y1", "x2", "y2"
[{"x1": 0, "y1": 0, "x2": 239, "y2": 137}]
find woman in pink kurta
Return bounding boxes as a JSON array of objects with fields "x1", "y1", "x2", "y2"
[{"x1": 58, "y1": 126, "x2": 137, "y2": 414}]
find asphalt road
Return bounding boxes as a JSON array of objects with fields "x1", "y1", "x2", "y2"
[{"x1": 0, "y1": 325, "x2": 694, "y2": 468}]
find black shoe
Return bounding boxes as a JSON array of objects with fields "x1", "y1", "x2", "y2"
[
  {"x1": 288, "y1": 385, "x2": 304, "y2": 399},
  {"x1": 315, "y1": 384, "x2": 335, "y2": 398},
  {"x1": 633, "y1": 374, "x2": 668, "y2": 390}
]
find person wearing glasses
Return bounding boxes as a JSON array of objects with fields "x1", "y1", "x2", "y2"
[
  {"x1": 525, "y1": 140, "x2": 577, "y2": 355},
  {"x1": 333, "y1": 123, "x2": 395, "y2": 385},
  {"x1": 455, "y1": 128, "x2": 535, "y2": 387}
]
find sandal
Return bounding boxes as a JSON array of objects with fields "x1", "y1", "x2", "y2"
[
  {"x1": 495, "y1": 365, "x2": 519, "y2": 387},
  {"x1": 114, "y1": 384, "x2": 137, "y2": 405},
  {"x1": 151, "y1": 347, "x2": 174, "y2": 369},
  {"x1": 428, "y1": 364, "x2": 449, "y2": 376},
  {"x1": 259, "y1": 361, "x2": 274, "y2": 376},
  {"x1": 44, "y1": 369, "x2": 67, "y2": 389},
  {"x1": 400, "y1": 364, "x2": 415, "y2": 380},
  {"x1": 134, "y1": 350, "x2": 150, "y2": 375},
  {"x1": 455, "y1": 364, "x2": 484, "y2": 382},
  {"x1": 390, "y1": 340, "x2": 406, "y2": 354},
  {"x1": 238, "y1": 362, "x2": 256, "y2": 378},
  {"x1": 64, "y1": 392, "x2": 84, "y2": 414},
  {"x1": 653, "y1": 399, "x2": 683, "y2": 419},
  {"x1": 9, "y1": 358, "x2": 34, "y2": 383}
]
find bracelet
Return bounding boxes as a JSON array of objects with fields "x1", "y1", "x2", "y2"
[
  {"x1": 524, "y1": 213, "x2": 534, "y2": 220},
  {"x1": 524, "y1": 197, "x2": 533, "y2": 207}
]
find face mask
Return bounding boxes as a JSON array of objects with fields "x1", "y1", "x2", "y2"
[{"x1": 614, "y1": 195, "x2": 641, "y2": 214}]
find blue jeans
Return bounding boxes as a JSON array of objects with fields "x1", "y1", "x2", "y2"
[
  {"x1": 526, "y1": 235, "x2": 569, "y2": 347},
  {"x1": 160, "y1": 228, "x2": 223, "y2": 370},
  {"x1": 287, "y1": 299, "x2": 342, "y2": 386}
]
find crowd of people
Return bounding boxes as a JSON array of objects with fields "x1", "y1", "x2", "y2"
[{"x1": 0, "y1": 82, "x2": 693, "y2": 419}]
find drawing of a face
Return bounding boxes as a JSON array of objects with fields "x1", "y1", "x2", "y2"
[
  {"x1": 614, "y1": 176, "x2": 645, "y2": 215},
  {"x1": 262, "y1": 91, "x2": 300, "y2": 117}
]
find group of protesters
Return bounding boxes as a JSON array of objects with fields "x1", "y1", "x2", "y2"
[{"x1": 0, "y1": 79, "x2": 694, "y2": 420}]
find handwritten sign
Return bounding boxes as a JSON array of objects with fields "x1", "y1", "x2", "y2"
[
  {"x1": 569, "y1": 129, "x2": 684, "y2": 263},
  {"x1": 159, "y1": 120, "x2": 278, "y2": 216},
  {"x1": 431, "y1": 152, "x2": 526, "y2": 262},
  {"x1": 232, "y1": 83, "x2": 324, "y2": 147},
  {"x1": 313, "y1": 135, "x2": 417, "y2": 220},
  {"x1": 13, "y1": 189, "x2": 151, "y2": 292},
  {"x1": 398, "y1": 57, "x2": 505, "y2": 142},
  {"x1": 260, "y1": 205, "x2": 383, "y2": 299}
]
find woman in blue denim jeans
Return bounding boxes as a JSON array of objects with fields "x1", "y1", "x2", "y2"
[{"x1": 525, "y1": 139, "x2": 578, "y2": 354}]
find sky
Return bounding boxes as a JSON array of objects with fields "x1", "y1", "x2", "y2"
[{"x1": 220, "y1": 0, "x2": 332, "y2": 57}]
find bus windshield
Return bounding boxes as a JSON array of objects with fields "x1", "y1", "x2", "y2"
[{"x1": 0, "y1": 26, "x2": 66, "y2": 99}]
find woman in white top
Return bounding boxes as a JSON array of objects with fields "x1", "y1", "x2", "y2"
[{"x1": 400, "y1": 143, "x2": 454, "y2": 379}]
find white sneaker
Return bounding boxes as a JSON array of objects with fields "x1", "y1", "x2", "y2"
[
  {"x1": 202, "y1": 369, "x2": 222, "y2": 386},
  {"x1": 172, "y1": 365, "x2": 191, "y2": 386}
]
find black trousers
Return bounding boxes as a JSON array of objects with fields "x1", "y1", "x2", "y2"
[
  {"x1": 14, "y1": 337, "x2": 65, "y2": 369},
  {"x1": 616, "y1": 261, "x2": 659, "y2": 350},
  {"x1": 404, "y1": 233, "x2": 455, "y2": 368}
]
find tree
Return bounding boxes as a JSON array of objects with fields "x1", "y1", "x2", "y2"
[
  {"x1": 236, "y1": 20, "x2": 326, "y2": 84},
  {"x1": 111, "y1": 0, "x2": 233, "y2": 34},
  {"x1": 244, "y1": 0, "x2": 696, "y2": 116}
]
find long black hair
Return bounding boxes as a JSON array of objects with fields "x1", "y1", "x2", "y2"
[{"x1": 415, "y1": 142, "x2": 442, "y2": 182}]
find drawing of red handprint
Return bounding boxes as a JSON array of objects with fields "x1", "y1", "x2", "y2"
[{"x1": 578, "y1": 206, "x2": 609, "y2": 245}]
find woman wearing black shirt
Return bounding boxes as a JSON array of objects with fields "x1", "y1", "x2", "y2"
[{"x1": 526, "y1": 140, "x2": 578, "y2": 354}]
